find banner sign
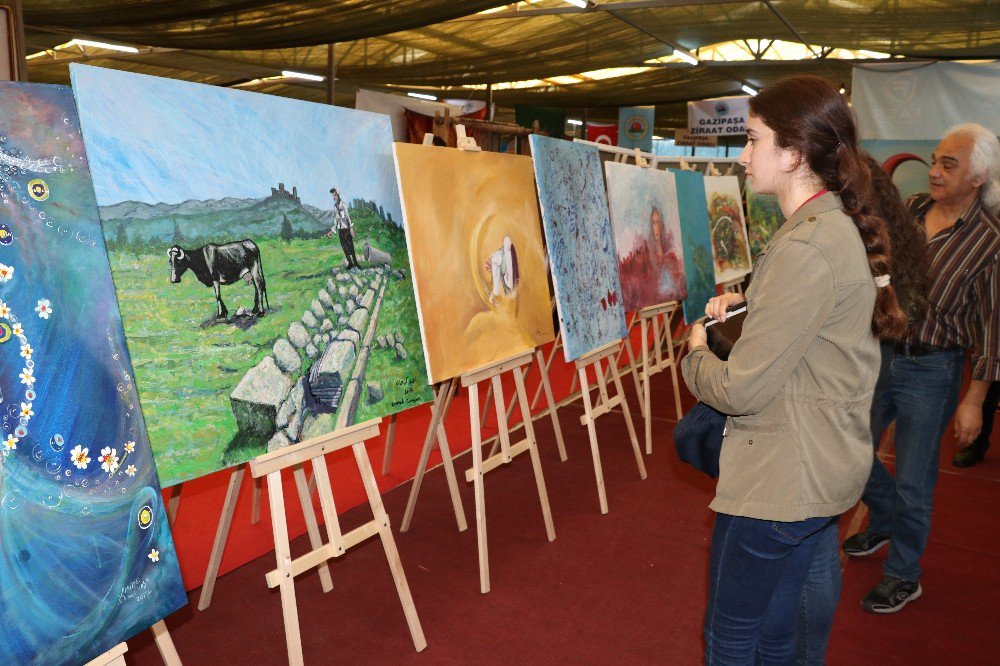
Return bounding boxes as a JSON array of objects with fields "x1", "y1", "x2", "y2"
[
  {"x1": 852, "y1": 61, "x2": 1000, "y2": 140},
  {"x1": 674, "y1": 129, "x2": 718, "y2": 147},
  {"x1": 618, "y1": 106, "x2": 655, "y2": 152},
  {"x1": 587, "y1": 122, "x2": 618, "y2": 146},
  {"x1": 687, "y1": 95, "x2": 749, "y2": 136}
]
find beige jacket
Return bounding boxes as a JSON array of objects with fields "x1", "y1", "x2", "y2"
[{"x1": 681, "y1": 192, "x2": 879, "y2": 522}]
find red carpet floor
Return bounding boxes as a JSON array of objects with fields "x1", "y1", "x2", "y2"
[{"x1": 125, "y1": 365, "x2": 1000, "y2": 664}]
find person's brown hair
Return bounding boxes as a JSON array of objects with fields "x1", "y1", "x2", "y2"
[
  {"x1": 749, "y1": 75, "x2": 908, "y2": 340},
  {"x1": 863, "y1": 153, "x2": 929, "y2": 324}
]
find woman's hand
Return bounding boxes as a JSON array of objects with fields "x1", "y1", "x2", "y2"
[
  {"x1": 688, "y1": 322, "x2": 708, "y2": 349},
  {"x1": 705, "y1": 292, "x2": 746, "y2": 322}
]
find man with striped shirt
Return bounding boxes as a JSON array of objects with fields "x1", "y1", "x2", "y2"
[{"x1": 844, "y1": 123, "x2": 1000, "y2": 613}]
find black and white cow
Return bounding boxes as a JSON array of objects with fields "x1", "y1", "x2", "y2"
[{"x1": 168, "y1": 240, "x2": 269, "y2": 319}]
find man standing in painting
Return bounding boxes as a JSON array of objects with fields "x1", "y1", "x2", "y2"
[
  {"x1": 325, "y1": 187, "x2": 360, "y2": 269},
  {"x1": 843, "y1": 123, "x2": 1000, "y2": 613}
]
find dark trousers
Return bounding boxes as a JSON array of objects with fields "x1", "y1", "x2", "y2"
[
  {"x1": 969, "y1": 380, "x2": 1000, "y2": 454},
  {"x1": 338, "y1": 228, "x2": 359, "y2": 267}
]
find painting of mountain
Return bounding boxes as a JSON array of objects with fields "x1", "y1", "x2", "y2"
[{"x1": 71, "y1": 64, "x2": 432, "y2": 486}]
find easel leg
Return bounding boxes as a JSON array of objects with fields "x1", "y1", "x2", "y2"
[
  {"x1": 381, "y1": 412, "x2": 398, "y2": 475},
  {"x1": 623, "y1": 334, "x2": 645, "y2": 418},
  {"x1": 266, "y1": 470, "x2": 304, "y2": 666},
  {"x1": 352, "y1": 442, "x2": 427, "y2": 651},
  {"x1": 537, "y1": 348, "x2": 568, "y2": 461},
  {"x1": 166, "y1": 485, "x2": 182, "y2": 525},
  {"x1": 664, "y1": 317, "x2": 684, "y2": 420},
  {"x1": 530, "y1": 337, "x2": 559, "y2": 411},
  {"x1": 578, "y1": 364, "x2": 609, "y2": 514},
  {"x1": 434, "y1": 390, "x2": 468, "y2": 531},
  {"x1": 251, "y1": 476, "x2": 262, "y2": 525},
  {"x1": 468, "y1": 382, "x2": 490, "y2": 594},
  {"x1": 642, "y1": 317, "x2": 652, "y2": 455},
  {"x1": 514, "y1": 366, "x2": 555, "y2": 539},
  {"x1": 491, "y1": 375, "x2": 512, "y2": 461},
  {"x1": 293, "y1": 465, "x2": 334, "y2": 593},
  {"x1": 610, "y1": 361, "x2": 647, "y2": 479},
  {"x1": 198, "y1": 464, "x2": 245, "y2": 611},
  {"x1": 150, "y1": 620, "x2": 181, "y2": 666},
  {"x1": 401, "y1": 380, "x2": 452, "y2": 532}
]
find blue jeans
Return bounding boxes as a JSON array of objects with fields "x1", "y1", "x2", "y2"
[
  {"x1": 705, "y1": 513, "x2": 832, "y2": 665},
  {"x1": 794, "y1": 520, "x2": 841, "y2": 665},
  {"x1": 861, "y1": 348, "x2": 964, "y2": 581}
]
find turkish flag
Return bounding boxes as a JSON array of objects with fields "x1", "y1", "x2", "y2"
[{"x1": 586, "y1": 122, "x2": 618, "y2": 146}]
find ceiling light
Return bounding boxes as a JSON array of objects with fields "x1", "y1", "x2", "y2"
[
  {"x1": 741, "y1": 84, "x2": 758, "y2": 96},
  {"x1": 69, "y1": 38, "x2": 139, "y2": 53},
  {"x1": 567, "y1": 119, "x2": 583, "y2": 126},
  {"x1": 281, "y1": 70, "x2": 325, "y2": 82},
  {"x1": 408, "y1": 92, "x2": 438, "y2": 101},
  {"x1": 672, "y1": 49, "x2": 699, "y2": 66},
  {"x1": 564, "y1": 0, "x2": 593, "y2": 8}
]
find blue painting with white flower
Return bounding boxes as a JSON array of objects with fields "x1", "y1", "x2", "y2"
[
  {"x1": 529, "y1": 135, "x2": 627, "y2": 361},
  {"x1": 0, "y1": 82, "x2": 186, "y2": 664}
]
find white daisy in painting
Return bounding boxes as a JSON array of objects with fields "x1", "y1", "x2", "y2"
[
  {"x1": 19, "y1": 402, "x2": 33, "y2": 418},
  {"x1": 4, "y1": 434, "x2": 17, "y2": 450},
  {"x1": 18, "y1": 367, "x2": 33, "y2": 386},
  {"x1": 98, "y1": 446, "x2": 119, "y2": 473},
  {"x1": 19, "y1": 343, "x2": 32, "y2": 359},
  {"x1": 124, "y1": 441, "x2": 135, "y2": 454},
  {"x1": 148, "y1": 548, "x2": 160, "y2": 563},
  {"x1": 11, "y1": 322, "x2": 22, "y2": 336},
  {"x1": 125, "y1": 464, "x2": 137, "y2": 477},
  {"x1": 0, "y1": 302, "x2": 10, "y2": 319},
  {"x1": 70, "y1": 444, "x2": 90, "y2": 469},
  {"x1": 35, "y1": 299, "x2": 52, "y2": 319},
  {"x1": 0, "y1": 263, "x2": 12, "y2": 282}
]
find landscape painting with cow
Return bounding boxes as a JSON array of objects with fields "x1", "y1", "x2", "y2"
[{"x1": 71, "y1": 64, "x2": 433, "y2": 486}]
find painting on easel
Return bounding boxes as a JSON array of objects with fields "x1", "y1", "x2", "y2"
[
  {"x1": 745, "y1": 181, "x2": 784, "y2": 261},
  {"x1": 529, "y1": 135, "x2": 627, "y2": 361},
  {"x1": 0, "y1": 82, "x2": 186, "y2": 664},
  {"x1": 670, "y1": 169, "x2": 717, "y2": 324},
  {"x1": 703, "y1": 175, "x2": 752, "y2": 284},
  {"x1": 604, "y1": 161, "x2": 687, "y2": 309},
  {"x1": 71, "y1": 64, "x2": 433, "y2": 487},
  {"x1": 392, "y1": 143, "x2": 555, "y2": 384}
]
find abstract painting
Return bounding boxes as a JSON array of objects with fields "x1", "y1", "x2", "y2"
[
  {"x1": 393, "y1": 143, "x2": 554, "y2": 384},
  {"x1": 670, "y1": 170, "x2": 718, "y2": 324},
  {"x1": 604, "y1": 161, "x2": 687, "y2": 309},
  {"x1": 529, "y1": 135, "x2": 626, "y2": 361},
  {"x1": 0, "y1": 82, "x2": 186, "y2": 664},
  {"x1": 71, "y1": 64, "x2": 432, "y2": 487},
  {"x1": 745, "y1": 181, "x2": 785, "y2": 261},
  {"x1": 703, "y1": 175, "x2": 752, "y2": 284}
]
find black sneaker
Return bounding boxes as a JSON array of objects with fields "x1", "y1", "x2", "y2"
[
  {"x1": 861, "y1": 575, "x2": 922, "y2": 613},
  {"x1": 842, "y1": 531, "x2": 890, "y2": 556}
]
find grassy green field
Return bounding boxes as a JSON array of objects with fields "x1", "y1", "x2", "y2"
[{"x1": 110, "y1": 209, "x2": 431, "y2": 486}]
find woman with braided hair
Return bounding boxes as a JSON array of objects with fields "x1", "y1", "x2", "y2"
[{"x1": 681, "y1": 74, "x2": 907, "y2": 663}]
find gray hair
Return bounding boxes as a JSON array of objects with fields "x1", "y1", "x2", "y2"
[{"x1": 942, "y1": 123, "x2": 1000, "y2": 215}]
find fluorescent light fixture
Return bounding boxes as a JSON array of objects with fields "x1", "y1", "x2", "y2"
[
  {"x1": 564, "y1": 0, "x2": 591, "y2": 7},
  {"x1": 407, "y1": 92, "x2": 438, "y2": 101},
  {"x1": 672, "y1": 49, "x2": 699, "y2": 66},
  {"x1": 281, "y1": 70, "x2": 325, "y2": 82},
  {"x1": 741, "y1": 84, "x2": 758, "y2": 96},
  {"x1": 652, "y1": 135, "x2": 664, "y2": 141},
  {"x1": 567, "y1": 119, "x2": 583, "y2": 126},
  {"x1": 69, "y1": 38, "x2": 139, "y2": 53}
]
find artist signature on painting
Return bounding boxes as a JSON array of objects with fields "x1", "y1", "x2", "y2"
[
  {"x1": 390, "y1": 377, "x2": 423, "y2": 408},
  {"x1": 117, "y1": 577, "x2": 153, "y2": 605}
]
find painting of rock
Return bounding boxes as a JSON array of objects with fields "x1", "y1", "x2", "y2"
[
  {"x1": 71, "y1": 64, "x2": 432, "y2": 486},
  {"x1": 393, "y1": 143, "x2": 555, "y2": 384},
  {"x1": 745, "y1": 181, "x2": 785, "y2": 261},
  {"x1": 670, "y1": 169, "x2": 718, "y2": 324},
  {"x1": 704, "y1": 175, "x2": 752, "y2": 284},
  {"x1": 529, "y1": 135, "x2": 626, "y2": 361},
  {"x1": 604, "y1": 161, "x2": 687, "y2": 309},
  {"x1": 0, "y1": 81, "x2": 186, "y2": 664}
]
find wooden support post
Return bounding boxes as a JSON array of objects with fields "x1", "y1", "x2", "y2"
[
  {"x1": 251, "y1": 476, "x2": 262, "y2": 525},
  {"x1": 400, "y1": 378, "x2": 467, "y2": 532},
  {"x1": 84, "y1": 643, "x2": 128, "y2": 666},
  {"x1": 381, "y1": 412, "x2": 398, "y2": 475},
  {"x1": 166, "y1": 484, "x2": 181, "y2": 525},
  {"x1": 461, "y1": 350, "x2": 555, "y2": 593},
  {"x1": 250, "y1": 419, "x2": 426, "y2": 663},
  {"x1": 633, "y1": 302, "x2": 685, "y2": 454},
  {"x1": 150, "y1": 620, "x2": 181, "y2": 666},
  {"x1": 574, "y1": 340, "x2": 647, "y2": 514}
]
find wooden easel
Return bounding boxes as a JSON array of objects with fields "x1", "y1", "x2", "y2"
[
  {"x1": 249, "y1": 419, "x2": 426, "y2": 664},
  {"x1": 462, "y1": 350, "x2": 556, "y2": 593},
  {"x1": 85, "y1": 643, "x2": 128, "y2": 666},
  {"x1": 574, "y1": 340, "x2": 647, "y2": 513},
  {"x1": 400, "y1": 378, "x2": 467, "y2": 533},
  {"x1": 720, "y1": 275, "x2": 745, "y2": 296},
  {"x1": 635, "y1": 302, "x2": 684, "y2": 453}
]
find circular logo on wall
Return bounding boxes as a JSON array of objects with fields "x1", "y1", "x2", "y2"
[
  {"x1": 28, "y1": 179, "x2": 49, "y2": 201},
  {"x1": 624, "y1": 115, "x2": 649, "y2": 141},
  {"x1": 715, "y1": 101, "x2": 730, "y2": 116}
]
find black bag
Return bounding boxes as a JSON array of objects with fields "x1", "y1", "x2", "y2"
[{"x1": 673, "y1": 401, "x2": 726, "y2": 478}]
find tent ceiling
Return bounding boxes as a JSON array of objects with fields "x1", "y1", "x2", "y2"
[{"x1": 22, "y1": 0, "x2": 1000, "y2": 130}]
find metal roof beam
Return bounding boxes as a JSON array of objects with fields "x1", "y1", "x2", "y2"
[{"x1": 455, "y1": 0, "x2": 754, "y2": 21}]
